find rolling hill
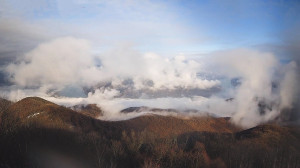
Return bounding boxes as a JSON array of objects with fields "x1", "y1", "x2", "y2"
[{"x1": 0, "y1": 97, "x2": 299, "y2": 168}]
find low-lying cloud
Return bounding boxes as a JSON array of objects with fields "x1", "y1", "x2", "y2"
[
  {"x1": 6, "y1": 37, "x2": 219, "y2": 92},
  {"x1": 210, "y1": 49, "x2": 299, "y2": 127},
  {"x1": 2, "y1": 37, "x2": 299, "y2": 128}
]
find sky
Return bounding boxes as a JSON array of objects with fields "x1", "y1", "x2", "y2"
[
  {"x1": 1, "y1": 0, "x2": 299, "y2": 55},
  {"x1": 0, "y1": 0, "x2": 299, "y2": 127}
]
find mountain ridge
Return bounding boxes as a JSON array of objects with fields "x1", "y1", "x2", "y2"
[{"x1": 0, "y1": 97, "x2": 299, "y2": 168}]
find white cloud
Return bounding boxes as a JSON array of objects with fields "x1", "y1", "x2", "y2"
[
  {"x1": 6, "y1": 37, "x2": 97, "y2": 87},
  {"x1": 6, "y1": 37, "x2": 219, "y2": 92},
  {"x1": 3, "y1": 38, "x2": 299, "y2": 128},
  {"x1": 210, "y1": 49, "x2": 298, "y2": 127},
  {"x1": 279, "y1": 61, "x2": 299, "y2": 109}
]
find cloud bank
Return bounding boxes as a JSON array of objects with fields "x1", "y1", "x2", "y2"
[
  {"x1": 6, "y1": 37, "x2": 219, "y2": 92},
  {"x1": 2, "y1": 37, "x2": 299, "y2": 128}
]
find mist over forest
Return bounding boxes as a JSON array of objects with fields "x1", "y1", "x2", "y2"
[{"x1": 0, "y1": 0, "x2": 299, "y2": 168}]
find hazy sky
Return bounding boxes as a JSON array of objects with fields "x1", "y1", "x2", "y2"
[{"x1": 1, "y1": 0, "x2": 299, "y2": 56}]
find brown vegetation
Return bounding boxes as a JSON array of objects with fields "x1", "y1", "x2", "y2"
[
  {"x1": 72, "y1": 104, "x2": 103, "y2": 118},
  {"x1": 0, "y1": 97, "x2": 299, "y2": 168}
]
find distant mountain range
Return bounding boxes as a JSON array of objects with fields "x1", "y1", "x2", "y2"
[{"x1": 120, "y1": 106, "x2": 199, "y2": 114}]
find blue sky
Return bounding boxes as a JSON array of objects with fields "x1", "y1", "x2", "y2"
[{"x1": 1, "y1": 0, "x2": 300, "y2": 56}]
